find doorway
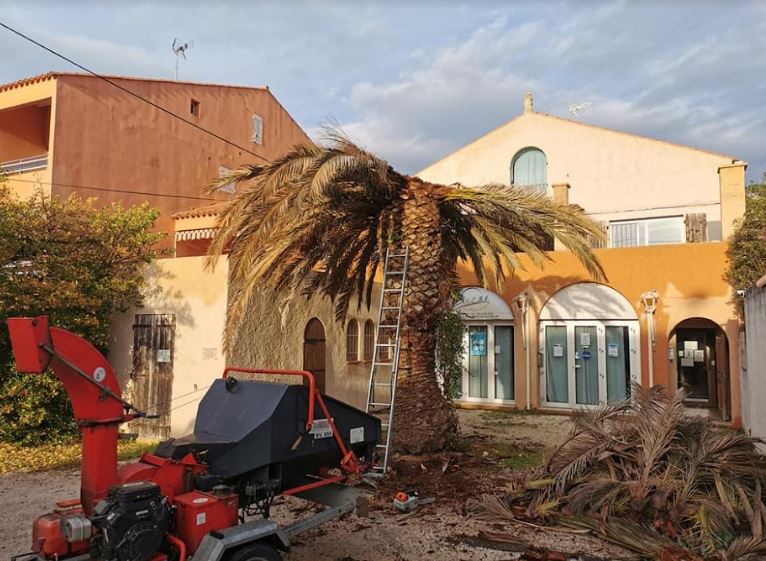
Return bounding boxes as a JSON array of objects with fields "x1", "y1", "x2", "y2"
[
  {"x1": 303, "y1": 318, "x2": 326, "y2": 394},
  {"x1": 463, "y1": 323, "x2": 515, "y2": 403},
  {"x1": 672, "y1": 319, "x2": 729, "y2": 418},
  {"x1": 541, "y1": 320, "x2": 640, "y2": 408}
]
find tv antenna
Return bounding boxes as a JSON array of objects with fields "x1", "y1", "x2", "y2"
[
  {"x1": 172, "y1": 38, "x2": 194, "y2": 80},
  {"x1": 569, "y1": 101, "x2": 592, "y2": 117}
]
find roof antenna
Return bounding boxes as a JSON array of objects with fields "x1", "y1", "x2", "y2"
[
  {"x1": 569, "y1": 101, "x2": 592, "y2": 118},
  {"x1": 172, "y1": 38, "x2": 193, "y2": 80}
]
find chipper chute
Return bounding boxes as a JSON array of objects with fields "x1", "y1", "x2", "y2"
[{"x1": 7, "y1": 316, "x2": 380, "y2": 561}]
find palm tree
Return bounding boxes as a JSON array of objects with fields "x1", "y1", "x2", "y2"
[{"x1": 207, "y1": 131, "x2": 605, "y2": 454}]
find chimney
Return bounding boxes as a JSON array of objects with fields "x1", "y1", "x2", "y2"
[{"x1": 524, "y1": 92, "x2": 534, "y2": 113}]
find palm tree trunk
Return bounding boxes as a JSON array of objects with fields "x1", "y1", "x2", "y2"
[{"x1": 392, "y1": 178, "x2": 458, "y2": 454}]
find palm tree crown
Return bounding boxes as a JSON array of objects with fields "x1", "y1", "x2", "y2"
[{"x1": 208, "y1": 130, "x2": 605, "y2": 349}]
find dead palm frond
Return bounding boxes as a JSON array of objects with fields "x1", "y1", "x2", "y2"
[{"x1": 474, "y1": 383, "x2": 766, "y2": 560}]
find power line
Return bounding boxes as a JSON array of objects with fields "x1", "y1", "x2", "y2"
[
  {"x1": 0, "y1": 21, "x2": 268, "y2": 163},
  {"x1": 7, "y1": 176, "x2": 218, "y2": 202}
]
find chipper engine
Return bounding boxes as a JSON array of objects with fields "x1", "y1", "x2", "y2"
[{"x1": 7, "y1": 316, "x2": 381, "y2": 561}]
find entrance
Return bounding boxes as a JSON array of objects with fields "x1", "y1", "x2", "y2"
[
  {"x1": 464, "y1": 324, "x2": 515, "y2": 402},
  {"x1": 541, "y1": 320, "x2": 639, "y2": 407},
  {"x1": 539, "y1": 283, "x2": 641, "y2": 410},
  {"x1": 672, "y1": 318, "x2": 729, "y2": 417},
  {"x1": 303, "y1": 318, "x2": 326, "y2": 393}
]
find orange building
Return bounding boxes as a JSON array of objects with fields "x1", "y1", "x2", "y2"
[{"x1": 0, "y1": 72, "x2": 309, "y2": 240}]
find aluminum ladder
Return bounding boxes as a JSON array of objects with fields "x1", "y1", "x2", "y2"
[{"x1": 365, "y1": 246, "x2": 409, "y2": 474}]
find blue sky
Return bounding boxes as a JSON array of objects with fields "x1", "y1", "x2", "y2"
[{"x1": 1, "y1": 1, "x2": 764, "y2": 181}]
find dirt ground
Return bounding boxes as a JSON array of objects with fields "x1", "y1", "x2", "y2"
[{"x1": 0, "y1": 410, "x2": 634, "y2": 561}]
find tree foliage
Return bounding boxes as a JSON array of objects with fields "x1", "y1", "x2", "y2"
[
  {"x1": 0, "y1": 188, "x2": 162, "y2": 444},
  {"x1": 435, "y1": 304, "x2": 466, "y2": 400},
  {"x1": 726, "y1": 175, "x2": 766, "y2": 316}
]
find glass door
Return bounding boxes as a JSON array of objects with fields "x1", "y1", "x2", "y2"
[
  {"x1": 605, "y1": 326, "x2": 630, "y2": 403},
  {"x1": 494, "y1": 326, "x2": 514, "y2": 400},
  {"x1": 544, "y1": 325, "x2": 569, "y2": 404},
  {"x1": 468, "y1": 326, "x2": 488, "y2": 398},
  {"x1": 574, "y1": 325, "x2": 599, "y2": 405}
]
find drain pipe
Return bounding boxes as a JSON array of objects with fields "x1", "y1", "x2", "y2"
[
  {"x1": 515, "y1": 292, "x2": 531, "y2": 409},
  {"x1": 641, "y1": 290, "x2": 659, "y2": 388}
]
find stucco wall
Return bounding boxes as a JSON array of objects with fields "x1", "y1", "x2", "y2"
[
  {"x1": 417, "y1": 110, "x2": 736, "y2": 240},
  {"x1": 742, "y1": 281, "x2": 766, "y2": 439},
  {"x1": 109, "y1": 256, "x2": 229, "y2": 436},
  {"x1": 49, "y1": 74, "x2": 308, "y2": 239},
  {"x1": 229, "y1": 285, "x2": 380, "y2": 412},
  {"x1": 0, "y1": 103, "x2": 50, "y2": 161},
  {"x1": 456, "y1": 242, "x2": 742, "y2": 424}
]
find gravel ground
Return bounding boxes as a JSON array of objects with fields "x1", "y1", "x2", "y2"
[{"x1": 1, "y1": 411, "x2": 632, "y2": 561}]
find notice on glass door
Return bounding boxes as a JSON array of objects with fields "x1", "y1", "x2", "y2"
[
  {"x1": 552, "y1": 344, "x2": 564, "y2": 357},
  {"x1": 607, "y1": 343, "x2": 619, "y2": 357},
  {"x1": 580, "y1": 332, "x2": 591, "y2": 346}
]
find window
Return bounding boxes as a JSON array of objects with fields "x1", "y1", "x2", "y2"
[
  {"x1": 363, "y1": 320, "x2": 375, "y2": 361},
  {"x1": 190, "y1": 99, "x2": 200, "y2": 116},
  {"x1": 252, "y1": 114, "x2": 264, "y2": 145},
  {"x1": 610, "y1": 216, "x2": 685, "y2": 248},
  {"x1": 346, "y1": 320, "x2": 359, "y2": 362},
  {"x1": 217, "y1": 166, "x2": 235, "y2": 194},
  {"x1": 511, "y1": 147, "x2": 547, "y2": 192}
]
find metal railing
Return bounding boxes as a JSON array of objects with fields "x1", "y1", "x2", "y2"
[{"x1": 0, "y1": 153, "x2": 48, "y2": 174}]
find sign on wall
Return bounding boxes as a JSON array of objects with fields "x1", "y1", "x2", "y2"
[{"x1": 457, "y1": 287, "x2": 514, "y2": 321}]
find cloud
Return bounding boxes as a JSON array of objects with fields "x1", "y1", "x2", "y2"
[{"x1": 332, "y1": 2, "x2": 766, "y2": 179}]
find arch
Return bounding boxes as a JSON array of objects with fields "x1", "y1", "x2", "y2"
[
  {"x1": 511, "y1": 146, "x2": 547, "y2": 191},
  {"x1": 303, "y1": 318, "x2": 326, "y2": 393},
  {"x1": 346, "y1": 319, "x2": 359, "y2": 362},
  {"x1": 539, "y1": 282, "x2": 637, "y2": 321},
  {"x1": 456, "y1": 286, "x2": 514, "y2": 321},
  {"x1": 669, "y1": 316, "x2": 730, "y2": 417}
]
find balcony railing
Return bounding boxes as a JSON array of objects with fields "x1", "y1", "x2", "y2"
[{"x1": 0, "y1": 153, "x2": 48, "y2": 175}]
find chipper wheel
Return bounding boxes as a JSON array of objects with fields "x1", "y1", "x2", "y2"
[{"x1": 225, "y1": 543, "x2": 283, "y2": 561}]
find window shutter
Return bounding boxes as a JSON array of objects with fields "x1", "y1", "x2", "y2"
[
  {"x1": 589, "y1": 221, "x2": 608, "y2": 249},
  {"x1": 684, "y1": 213, "x2": 707, "y2": 243}
]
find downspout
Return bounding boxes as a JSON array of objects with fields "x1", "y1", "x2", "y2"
[
  {"x1": 515, "y1": 292, "x2": 531, "y2": 409},
  {"x1": 641, "y1": 290, "x2": 659, "y2": 387}
]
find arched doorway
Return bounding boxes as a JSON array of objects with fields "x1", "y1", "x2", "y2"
[
  {"x1": 670, "y1": 317, "x2": 730, "y2": 419},
  {"x1": 456, "y1": 287, "x2": 515, "y2": 403},
  {"x1": 539, "y1": 283, "x2": 641, "y2": 409},
  {"x1": 303, "y1": 318, "x2": 326, "y2": 394}
]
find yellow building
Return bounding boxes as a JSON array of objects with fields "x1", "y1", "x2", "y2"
[{"x1": 107, "y1": 93, "x2": 747, "y2": 436}]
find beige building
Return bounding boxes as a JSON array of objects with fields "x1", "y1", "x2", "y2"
[{"x1": 109, "y1": 93, "x2": 747, "y2": 438}]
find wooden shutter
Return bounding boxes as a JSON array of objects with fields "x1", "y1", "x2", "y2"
[
  {"x1": 685, "y1": 213, "x2": 707, "y2": 243},
  {"x1": 589, "y1": 221, "x2": 608, "y2": 249}
]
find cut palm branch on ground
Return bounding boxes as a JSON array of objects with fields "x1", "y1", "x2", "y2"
[{"x1": 471, "y1": 384, "x2": 766, "y2": 561}]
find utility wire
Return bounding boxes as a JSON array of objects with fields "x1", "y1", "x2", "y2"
[
  {"x1": 0, "y1": 20, "x2": 268, "y2": 163},
  {"x1": 7, "y1": 176, "x2": 219, "y2": 202}
]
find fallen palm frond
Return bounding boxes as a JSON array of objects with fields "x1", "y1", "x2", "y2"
[{"x1": 473, "y1": 384, "x2": 766, "y2": 560}]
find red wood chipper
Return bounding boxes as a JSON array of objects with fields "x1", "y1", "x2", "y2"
[{"x1": 7, "y1": 316, "x2": 381, "y2": 561}]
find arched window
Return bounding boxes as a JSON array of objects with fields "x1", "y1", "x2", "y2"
[
  {"x1": 511, "y1": 147, "x2": 547, "y2": 192},
  {"x1": 346, "y1": 320, "x2": 359, "y2": 362},
  {"x1": 363, "y1": 320, "x2": 375, "y2": 361}
]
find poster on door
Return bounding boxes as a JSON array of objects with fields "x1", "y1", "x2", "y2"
[{"x1": 470, "y1": 331, "x2": 487, "y2": 356}]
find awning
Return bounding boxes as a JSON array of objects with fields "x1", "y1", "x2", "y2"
[{"x1": 175, "y1": 228, "x2": 217, "y2": 241}]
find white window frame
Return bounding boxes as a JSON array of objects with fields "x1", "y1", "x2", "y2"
[
  {"x1": 539, "y1": 319, "x2": 641, "y2": 410},
  {"x1": 217, "y1": 166, "x2": 235, "y2": 194},
  {"x1": 252, "y1": 114, "x2": 264, "y2": 145},
  {"x1": 459, "y1": 321, "x2": 516, "y2": 405},
  {"x1": 609, "y1": 216, "x2": 685, "y2": 248}
]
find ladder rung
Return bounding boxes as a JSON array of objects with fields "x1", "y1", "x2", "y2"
[
  {"x1": 377, "y1": 343, "x2": 396, "y2": 347},
  {"x1": 385, "y1": 271, "x2": 405, "y2": 275},
  {"x1": 381, "y1": 306, "x2": 400, "y2": 310},
  {"x1": 388, "y1": 253, "x2": 408, "y2": 257},
  {"x1": 374, "y1": 382, "x2": 391, "y2": 386},
  {"x1": 369, "y1": 402, "x2": 391, "y2": 407},
  {"x1": 374, "y1": 362, "x2": 393, "y2": 366},
  {"x1": 375, "y1": 444, "x2": 388, "y2": 448},
  {"x1": 383, "y1": 288, "x2": 403, "y2": 293},
  {"x1": 378, "y1": 324, "x2": 398, "y2": 328}
]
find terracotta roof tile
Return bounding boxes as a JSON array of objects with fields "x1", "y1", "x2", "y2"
[
  {"x1": 172, "y1": 202, "x2": 229, "y2": 220},
  {"x1": 0, "y1": 72, "x2": 56, "y2": 93}
]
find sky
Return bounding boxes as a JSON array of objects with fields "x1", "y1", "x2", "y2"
[{"x1": 1, "y1": 1, "x2": 764, "y2": 182}]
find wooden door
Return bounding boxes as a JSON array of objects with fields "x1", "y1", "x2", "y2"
[
  {"x1": 303, "y1": 318, "x2": 326, "y2": 394},
  {"x1": 715, "y1": 333, "x2": 730, "y2": 421},
  {"x1": 131, "y1": 314, "x2": 175, "y2": 439}
]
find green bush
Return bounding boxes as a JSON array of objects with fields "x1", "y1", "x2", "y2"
[
  {"x1": 0, "y1": 187, "x2": 162, "y2": 444},
  {"x1": 0, "y1": 370, "x2": 78, "y2": 445}
]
